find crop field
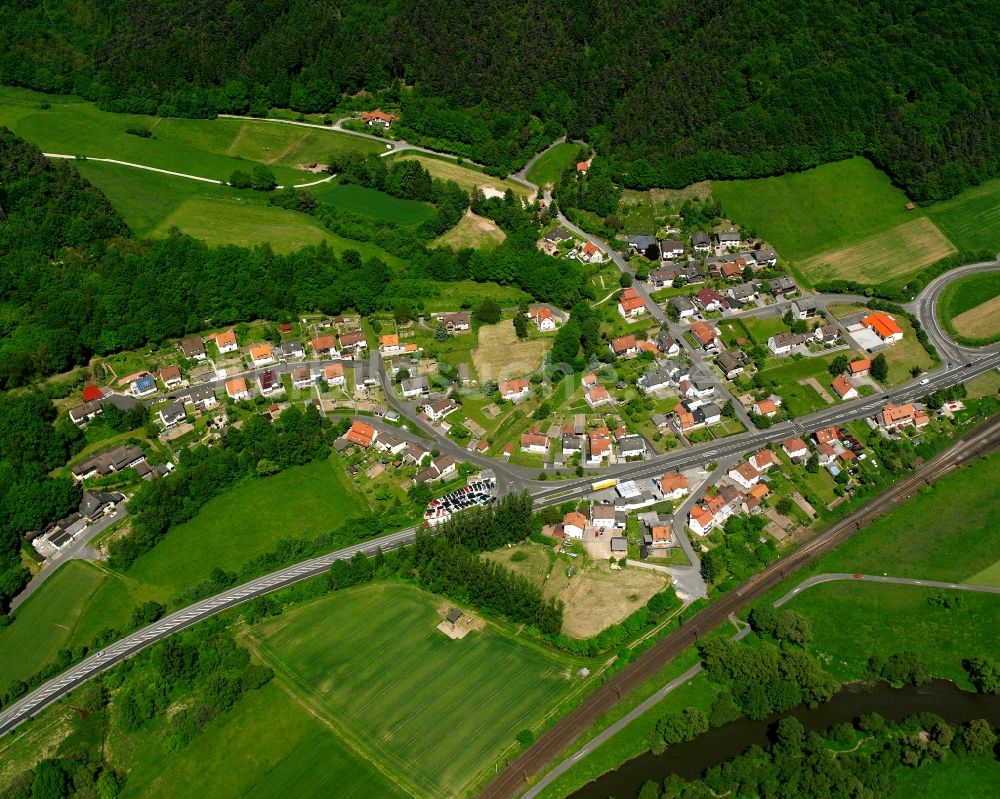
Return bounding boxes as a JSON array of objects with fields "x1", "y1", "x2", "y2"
[
  {"x1": 799, "y1": 216, "x2": 956, "y2": 284},
  {"x1": 309, "y1": 181, "x2": 435, "y2": 225},
  {"x1": 784, "y1": 582, "x2": 1000, "y2": 687},
  {"x1": 525, "y1": 142, "x2": 579, "y2": 187},
  {"x1": 250, "y1": 582, "x2": 578, "y2": 799},
  {"x1": 433, "y1": 209, "x2": 507, "y2": 250},
  {"x1": 951, "y1": 296, "x2": 1000, "y2": 340},
  {"x1": 0, "y1": 85, "x2": 378, "y2": 184},
  {"x1": 711, "y1": 158, "x2": 919, "y2": 263},
  {"x1": 926, "y1": 178, "x2": 1000, "y2": 253},
  {"x1": 473, "y1": 319, "x2": 552, "y2": 383},
  {"x1": 391, "y1": 153, "x2": 533, "y2": 197}
]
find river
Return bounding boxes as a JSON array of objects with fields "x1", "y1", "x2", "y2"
[{"x1": 569, "y1": 680, "x2": 1000, "y2": 799}]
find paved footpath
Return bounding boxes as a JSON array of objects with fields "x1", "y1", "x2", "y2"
[{"x1": 522, "y1": 571, "x2": 1000, "y2": 798}]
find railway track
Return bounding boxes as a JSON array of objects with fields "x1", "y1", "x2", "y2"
[{"x1": 478, "y1": 414, "x2": 1000, "y2": 799}]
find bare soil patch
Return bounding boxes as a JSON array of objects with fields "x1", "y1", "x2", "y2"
[
  {"x1": 472, "y1": 320, "x2": 551, "y2": 383},
  {"x1": 435, "y1": 602, "x2": 485, "y2": 639},
  {"x1": 952, "y1": 295, "x2": 1000, "y2": 339},
  {"x1": 558, "y1": 562, "x2": 667, "y2": 638}
]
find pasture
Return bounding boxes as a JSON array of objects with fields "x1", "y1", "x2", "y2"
[
  {"x1": 309, "y1": 181, "x2": 435, "y2": 225},
  {"x1": 0, "y1": 85, "x2": 378, "y2": 184},
  {"x1": 473, "y1": 319, "x2": 552, "y2": 383},
  {"x1": 525, "y1": 142, "x2": 579, "y2": 187},
  {"x1": 433, "y1": 209, "x2": 506, "y2": 250},
  {"x1": 937, "y1": 272, "x2": 1000, "y2": 343},
  {"x1": 784, "y1": 581, "x2": 1000, "y2": 687},
  {"x1": 799, "y1": 216, "x2": 955, "y2": 285},
  {"x1": 391, "y1": 153, "x2": 533, "y2": 197},
  {"x1": 711, "y1": 157, "x2": 918, "y2": 262},
  {"x1": 250, "y1": 582, "x2": 579, "y2": 799},
  {"x1": 926, "y1": 178, "x2": 1000, "y2": 253}
]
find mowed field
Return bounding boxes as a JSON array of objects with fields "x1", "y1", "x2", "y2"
[
  {"x1": 711, "y1": 157, "x2": 956, "y2": 285},
  {"x1": 250, "y1": 582, "x2": 578, "y2": 799},
  {"x1": 0, "y1": 459, "x2": 366, "y2": 688},
  {"x1": 391, "y1": 153, "x2": 533, "y2": 197},
  {"x1": 473, "y1": 320, "x2": 552, "y2": 383},
  {"x1": 309, "y1": 181, "x2": 436, "y2": 226},
  {"x1": 926, "y1": 177, "x2": 1000, "y2": 253},
  {"x1": 433, "y1": 209, "x2": 506, "y2": 250},
  {"x1": 0, "y1": 85, "x2": 379, "y2": 184},
  {"x1": 525, "y1": 142, "x2": 579, "y2": 187},
  {"x1": 937, "y1": 272, "x2": 1000, "y2": 342}
]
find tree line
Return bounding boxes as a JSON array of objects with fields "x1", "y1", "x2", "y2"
[{"x1": 2, "y1": 0, "x2": 997, "y2": 200}]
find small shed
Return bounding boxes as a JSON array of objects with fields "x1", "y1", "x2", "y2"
[{"x1": 446, "y1": 608, "x2": 463, "y2": 626}]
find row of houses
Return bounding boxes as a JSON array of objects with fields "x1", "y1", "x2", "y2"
[
  {"x1": 224, "y1": 362, "x2": 348, "y2": 401},
  {"x1": 649, "y1": 250, "x2": 781, "y2": 288},
  {"x1": 522, "y1": 424, "x2": 650, "y2": 464}
]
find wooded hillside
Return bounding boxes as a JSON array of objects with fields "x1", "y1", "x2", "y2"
[{"x1": 1, "y1": 0, "x2": 997, "y2": 200}]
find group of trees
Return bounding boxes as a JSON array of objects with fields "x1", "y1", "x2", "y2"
[
  {"x1": 698, "y1": 515, "x2": 777, "y2": 588},
  {"x1": 4, "y1": 0, "x2": 998, "y2": 200}
]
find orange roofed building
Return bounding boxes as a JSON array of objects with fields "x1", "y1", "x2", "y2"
[
  {"x1": 346, "y1": 420, "x2": 377, "y2": 448},
  {"x1": 362, "y1": 109, "x2": 398, "y2": 128},
  {"x1": 226, "y1": 377, "x2": 250, "y2": 401},
  {"x1": 862, "y1": 312, "x2": 904, "y2": 344}
]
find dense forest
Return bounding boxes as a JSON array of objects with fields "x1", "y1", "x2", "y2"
[{"x1": 1, "y1": 0, "x2": 997, "y2": 200}]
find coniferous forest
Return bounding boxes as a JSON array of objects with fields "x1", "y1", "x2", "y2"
[{"x1": 1, "y1": 0, "x2": 997, "y2": 201}]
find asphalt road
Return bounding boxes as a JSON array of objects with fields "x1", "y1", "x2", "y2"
[{"x1": 477, "y1": 412, "x2": 1000, "y2": 799}]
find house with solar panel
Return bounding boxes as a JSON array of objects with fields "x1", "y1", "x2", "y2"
[{"x1": 131, "y1": 373, "x2": 157, "y2": 398}]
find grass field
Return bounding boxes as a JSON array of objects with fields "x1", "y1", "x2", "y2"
[
  {"x1": 878, "y1": 315, "x2": 935, "y2": 383},
  {"x1": 309, "y1": 181, "x2": 435, "y2": 225},
  {"x1": 891, "y1": 752, "x2": 1000, "y2": 799},
  {"x1": 525, "y1": 142, "x2": 579, "y2": 188},
  {"x1": 619, "y1": 189, "x2": 658, "y2": 234},
  {"x1": 784, "y1": 582, "x2": 1000, "y2": 687},
  {"x1": 937, "y1": 272, "x2": 1000, "y2": 343},
  {"x1": 473, "y1": 319, "x2": 552, "y2": 383},
  {"x1": 0, "y1": 85, "x2": 379, "y2": 184},
  {"x1": 433, "y1": 209, "x2": 506, "y2": 250},
  {"x1": 799, "y1": 216, "x2": 956, "y2": 285},
  {"x1": 926, "y1": 178, "x2": 1000, "y2": 253},
  {"x1": 391, "y1": 153, "x2": 532, "y2": 197},
  {"x1": 250, "y1": 582, "x2": 579, "y2": 799},
  {"x1": 754, "y1": 354, "x2": 848, "y2": 416}
]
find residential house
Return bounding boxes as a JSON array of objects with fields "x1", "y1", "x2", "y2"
[
  {"x1": 339, "y1": 330, "x2": 367, "y2": 352},
  {"x1": 715, "y1": 349, "x2": 749, "y2": 380},
  {"x1": 813, "y1": 427, "x2": 840, "y2": 445},
  {"x1": 610, "y1": 334, "x2": 639, "y2": 358},
  {"x1": 543, "y1": 227, "x2": 573, "y2": 244},
  {"x1": 528, "y1": 306, "x2": 558, "y2": 331},
  {"x1": 346, "y1": 420, "x2": 377, "y2": 448},
  {"x1": 401, "y1": 375, "x2": 430, "y2": 399},
  {"x1": 749, "y1": 449, "x2": 776, "y2": 472},
  {"x1": 591, "y1": 503, "x2": 623, "y2": 530},
  {"x1": 158, "y1": 401, "x2": 186, "y2": 427},
  {"x1": 379, "y1": 334, "x2": 419, "y2": 357},
  {"x1": 743, "y1": 484, "x2": 771, "y2": 514},
  {"x1": 658, "y1": 472, "x2": 689, "y2": 500},
  {"x1": 627, "y1": 234, "x2": 657, "y2": 255},
  {"x1": 791, "y1": 299, "x2": 819, "y2": 319},
  {"x1": 581, "y1": 241, "x2": 604, "y2": 263},
  {"x1": 766, "y1": 276, "x2": 797, "y2": 297},
  {"x1": 582, "y1": 372, "x2": 599, "y2": 390},
  {"x1": 637, "y1": 364, "x2": 675, "y2": 394},
  {"x1": 279, "y1": 340, "x2": 305, "y2": 360},
  {"x1": 714, "y1": 230, "x2": 742, "y2": 249},
  {"x1": 180, "y1": 336, "x2": 207, "y2": 360},
  {"x1": 159, "y1": 365, "x2": 183, "y2": 389},
  {"x1": 813, "y1": 324, "x2": 841, "y2": 345},
  {"x1": 421, "y1": 398, "x2": 459, "y2": 422},
  {"x1": 226, "y1": 377, "x2": 250, "y2": 401},
  {"x1": 656, "y1": 334, "x2": 682, "y2": 358},
  {"x1": 728, "y1": 461, "x2": 761, "y2": 491},
  {"x1": 753, "y1": 248, "x2": 778, "y2": 267},
  {"x1": 691, "y1": 231, "x2": 711, "y2": 253},
  {"x1": 649, "y1": 266, "x2": 678, "y2": 287},
  {"x1": 588, "y1": 428, "x2": 612, "y2": 464},
  {"x1": 561, "y1": 432, "x2": 583, "y2": 456},
  {"x1": 585, "y1": 386, "x2": 613, "y2": 408},
  {"x1": 257, "y1": 369, "x2": 283, "y2": 396},
  {"x1": 432, "y1": 455, "x2": 457, "y2": 480},
  {"x1": 131, "y1": 374, "x2": 157, "y2": 398},
  {"x1": 291, "y1": 366, "x2": 312, "y2": 389},
  {"x1": 816, "y1": 442, "x2": 837, "y2": 467},
  {"x1": 250, "y1": 342, "x2": 274, "y2": 367},
  {"x1": 767, "y1": 332, "x2": 805, "y2": 356},
  {"x1": 79, "y1": 490, "x2": 122, "y2": 522},
  {"x1": 660, "y1": 239, "x2": 685, "y2": 259},
  {"x1": 752, "y1": 398, "x2": 780, "y2": 417},
  {"x1": 688, "y1": 506, "x2": 716, "y2": 536},
  {"x1": 670, "y1": 296, "x2": 697, "y2": 320},
  {"x1": 695, "y1": 288, "x2": 723, "y2": 312},
  {"x1": 617, "y1": 434, "x2": 646, "y2": 459},
  {"x1": 689, "y1": 321, "x2": 721, "y2": 353},
  {"x1": 862, "y1": 312, "x2": 904, "y2": 344},
  {"x1": 679, "y1": 262, "x2": 707, "y2": 284},
  {"x1": 355, "y1": 360, "x2": 378, "y2": 388},
  {"x1": 178, "y1": 386, "x2": 217, "y2": 411},
  {"x1": 831, "y1": 375, "x2": 858, "y2": 400},
  {"x1": 375, "y1": 428, "x2": 409, "y2": 456},
  {"x1": 721, "y1": 262, "x2": 743, "y2": 281},
  {"x1": 563, "y1": 511, "x2": 587, "y2": 539},
  {"x1": 878, "y1": 402, "x2": 930, "y2": 431},
  {"x1": 649, "y1": 525, "x2": 672, "y2": 548},
  {"x1": 698, "y1": 403, "x2": 722, "y2": 425},
  {"x1": 727, "y1": 282, "x2": 758, "y2": 305},
  {"x1": 456, "y1": 363, "x2": 471, "y2": 386},
  {"x1": 70, "y1": 445, "x2": 146, "y2": 480},
  {"x1": 404, "y1": 443, "x2": 430, "y2": 466},
  {"x1": 782, "y1": 436, "x2": 810, "y2": 461},
  {"x1": 500, "y1": 378, "x2": 531, "y2": 403},
  {"x1": 576, "y1": 161, "x2": 590, "y2": 176},
  {"x1": 311, "y1": 335, "x2": 338, "y2": 357},
  {"x1": 520, "y1": 428, "x2": 551, "y2": 455},
  {"x1": 214, "y1": 330, "x2": 238, "y2": 354},
  {"x1": 618, "y1": 287, "x2": 646, "y2": 318},
  {"x1": 848, "y1": 359, "x2": 872, "y2": 377},
  {"x1": 361, "y1": 109, "x2": 398, "y2": 128},
  {"x1": 323, "y1": 362, "x2": 346, "y2": 387},
  {"x1": 679, "y1": 372, "x2": 716, "y2": 404},
  {"x1": 439, "y1": 312, "x2": 471, "y2": 333}
]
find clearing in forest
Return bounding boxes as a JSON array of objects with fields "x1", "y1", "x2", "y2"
[
  {"x1": 391, "y1": 153, "x2": 532, "y2": 197},
  {"x1": 433, "y1": 209, "x2": 506, "y2": 250}
]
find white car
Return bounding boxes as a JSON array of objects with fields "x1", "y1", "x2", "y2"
[{"x1": 920, "y1": 378, "x2": 930, "y2": 384}]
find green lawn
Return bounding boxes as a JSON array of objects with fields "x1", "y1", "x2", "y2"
[
  {"x1": 525, "y1": 142, "x2": 579, "y2": 188},
  {"x1": 712, "y1": 157, "x2": 917, "y2": 262},
  {"x1": 740, "y1": 315, "x2": 789, "y2": 344},
  {"x1": 879, "y1": 315, "x2": 936, "y2": 383},
  {"x1": 252, "y1": 582, "x2": 580, "y2": 799},
  {"x1": 891, "y1": 752, "x2": 1000, "y2": 799},
  {"x1": 309, "y1": 181, "x2": 436, "y2": 225},
  {"x1": 926, "y1": 178, "x2": 1000, "y2": 253},
  {"x1": 127, "y1": 457, "x2": 365, "y2": 599},
  {"x1": 754, "y1": 354, "x2": 844, "y2": 416},
  {"x1": 784, "y1": 582, "x2": 1000, "y2": 687},
  {"x1": 0, "y1": 85, "x2": 379, "y2": 184},
  {"x1": 115, "y1": 682, "x2": 407, "y2": 799},
  {"x1": 937, "y1": 273, "x2": 1000, "y2": 319}
]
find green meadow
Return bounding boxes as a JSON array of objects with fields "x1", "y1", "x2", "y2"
[
  {"x1": 252, "y1": 582, "x2": 581, "y2": 799},
  {"x1": 309, "y1": 181, "x2": 436, "y2": 225},
  {"x1": 525, "y1": 141, "x2": 579, "y2": 187},
  {"x1": 926, "y1": 178, "x2": 1000, "y2": 253}
]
